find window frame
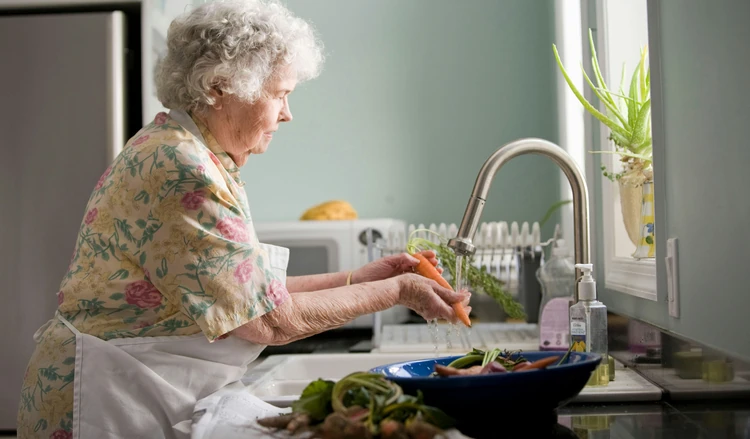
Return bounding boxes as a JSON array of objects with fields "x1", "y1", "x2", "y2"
[{"x1": 588, "y1": 0, "x2": 657, "y2": 301}]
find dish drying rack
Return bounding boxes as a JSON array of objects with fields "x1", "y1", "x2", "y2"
[{"x1": 363, "y1": 221, "x2": 557, "y2": 353}]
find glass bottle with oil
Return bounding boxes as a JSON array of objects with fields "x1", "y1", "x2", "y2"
[{"x1": 569, "y1": 264, "x2": 609, "y2": 387}]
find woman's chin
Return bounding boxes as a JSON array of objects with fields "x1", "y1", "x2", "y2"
[{"x1": 250, "y1": 146, "x2": 269, "y2": 156}]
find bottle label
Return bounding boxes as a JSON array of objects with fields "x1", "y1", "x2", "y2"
[
  {"x1": 539, "y1": 298, "x2": 570, "y2": 350},
  {"x1": 571, "y1": 317, "x2": 587, "y2": 352}
]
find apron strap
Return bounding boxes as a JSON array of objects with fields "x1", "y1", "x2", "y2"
[{"x1": 56, "y1": 310, "x2": 82, "y2": 336}]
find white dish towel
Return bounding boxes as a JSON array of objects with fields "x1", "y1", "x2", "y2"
[{"x1": 179, "y1": 382, "x2": 296, "y2": 439}]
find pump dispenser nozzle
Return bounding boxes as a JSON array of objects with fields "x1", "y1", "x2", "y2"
[{"x1": 575, "y1": 263, "x2": 596, "y2": 300}]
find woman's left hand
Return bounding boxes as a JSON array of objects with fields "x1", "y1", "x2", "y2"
[{"x1": 350, "y1": 250, "x2": 442, "y2": 285}]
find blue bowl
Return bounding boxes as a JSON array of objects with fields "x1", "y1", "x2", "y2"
[{"x1": 370, "y1": 351, "x2": 601, "y2": 437}]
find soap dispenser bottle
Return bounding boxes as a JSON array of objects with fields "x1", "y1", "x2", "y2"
[
  {"x1": 536, "y1": 239, "x2": 575, "y2": 351},
  {"x1": 569, "y1": 263, "x2": 609, "y2": 387}
]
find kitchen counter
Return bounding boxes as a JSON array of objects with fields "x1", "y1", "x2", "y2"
[{"x1": 462, "y1": 401, "x2": 750, "y2": 438}]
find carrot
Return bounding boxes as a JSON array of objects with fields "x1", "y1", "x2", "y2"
[
  {"x1": 514, "y1": 355, "x2": 561, "y2": 371},
  {"x1": 512, "y1": 361, "x2": 532, "y2": 371},
  {"x1": 411, "y1": 251, "x2": 472, "y2": 327},
  {"x1": 405, "y1": 229, "x2": 472, "y2": 328}
]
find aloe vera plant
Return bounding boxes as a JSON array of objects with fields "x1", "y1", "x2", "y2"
[{"x1": 553, "y1": 29, "x2": 652, "y2": 184}]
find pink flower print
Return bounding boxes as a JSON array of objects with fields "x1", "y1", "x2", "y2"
[
  {"x1": 50, "y1": 430, "x2": 72, "y2": 439},
  {"x1": 94, "y1": 166, "x2": 111, "y2": 190},
  {"x1": 267, "y1": 280, "x2": 290, "y2": 306},
  {"x1": 216, "y1": 333, "x2": 230, "y2": 341},
  {"x1": 181, "y1": 191, "x2": 205, "y2": 211},
  {"x1": 84, "y1": 208, "x2": 98, "y2": 225},
  {"x1": 234, "y1": 259, "x2": 254, "y2": 284},
  {"x1": 132, "y1": 135, "x2": 150, "y2": 147},
  {"x1": 154, "y1": 112, "x2": 168, "y2": 125},
  {"x1": 124, "y1": 280, "x2": 162, "y2": 309},
  {"x1": 196, "y1": 164, "x2": 206, "y2": 174},
  {"x1": 209, "y1": 152, "x2": 221, "y2": 167},
  {"x1": 216, "y1": 217, "x2": 250, "y2": 243},
  {"x1": 57, "y1": 290, "x2": 64, "y2": 306},
  {"x1": 135, "y1": 320, "x2": 153, "y2": 329}
]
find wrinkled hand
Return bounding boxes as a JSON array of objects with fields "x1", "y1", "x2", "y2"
[
  {"x1": 352, "y1": 250, "x2": 442, "y2": 284},
  {"x1": 395, "y1": 273, "x2": 472, "y2": 323}
]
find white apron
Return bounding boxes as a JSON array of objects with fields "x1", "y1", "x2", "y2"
[{"x1": 52, "y1": 237, "x2": 289, "y2": 439}]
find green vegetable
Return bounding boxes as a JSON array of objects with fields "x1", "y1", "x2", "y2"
[
  {"x1": 291, "y1": 378, "x2": 335, "y2": 422},
  {"x1": 482, "y1": 348, "x2": 502, "y2": 367},
  {"x1": 381, "y1": 393, "x2": 454, "y2": 430},
  {"x1": 343, "y1": 385, "x2": 372, "y2": 409},
  {"x1": 292, "y1": 379, "x2": 334, "y2": 421},
  {"x1": 557, "y1": 344, "x2": 575, "y2": 366},
  {"x1": 448, "y1": 348, "x2": 528, "y2": 371},
  {"x1": 287, "y1": 372, "x2": 455, "y2": 436},
  {"x1": 445, "y1": 354, "x2": 484, "y2": 369},
  {"x1": 332, "y1": 372, "x2": 402, "y2": 414}
]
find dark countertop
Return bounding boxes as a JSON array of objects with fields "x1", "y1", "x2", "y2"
[
  {"x1": 559, "y1": 401, "x2": 749, "y2": 439},
  {"x1": 461, "y1": 401, "x2": 750, "y2": 439}
]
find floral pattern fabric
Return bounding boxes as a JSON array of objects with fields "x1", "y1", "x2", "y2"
[{"x1": 17, "y1": 112, "x2": 289, "y2": 438}]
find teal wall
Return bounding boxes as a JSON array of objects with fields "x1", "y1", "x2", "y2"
[
  {"x1": 241, "y1": 0, "x2": 562, "y2": 237},
  {"x1": 594, "y1": 0, "x2": 750, "y2": 361}
]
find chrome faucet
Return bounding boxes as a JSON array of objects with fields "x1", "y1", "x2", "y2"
[{"x1": 447, "y1": 138, "x2": 591, "y2": 300}]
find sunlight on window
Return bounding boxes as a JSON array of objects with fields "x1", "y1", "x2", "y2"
[{"x1": 599, "y1": 0, "x2": 650, "y2": 260}]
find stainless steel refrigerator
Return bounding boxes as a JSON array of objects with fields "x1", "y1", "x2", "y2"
[
  {"x1": 0, "y1": 10, "x2": 130, "y2": 430},
  {"x1": 0, "y1": 1, "x2": 201, "y2": 429},
  {"x1": 0, "y1": 0, "x2": 207, "y2": 432}
]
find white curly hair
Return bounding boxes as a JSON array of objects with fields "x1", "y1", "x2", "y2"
[{"x1": 155, "y1": 0, "x2": 324, "y2": 113}]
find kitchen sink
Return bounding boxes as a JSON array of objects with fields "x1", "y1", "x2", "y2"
[
  {"x1": 242, "y1": 352, "x2": 664, "y2": 407},
  {"x1": 243, "y1": 352, "x2": 435, "y2": 384},
  {"x1": 243, "y1": 352, "x2": 443, "y2": 406}
]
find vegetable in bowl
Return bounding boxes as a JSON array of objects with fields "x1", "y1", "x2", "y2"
[
  {"x1": 369, "y1": 346, "x2": 599, "y2": 438},
  {"x1": 431, "y1": 347, "x2": 572, "y2": 377}
]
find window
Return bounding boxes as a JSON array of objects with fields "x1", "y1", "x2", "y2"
[{"x1": 592, "y1": 0, "x2": 657, "y2": 300}]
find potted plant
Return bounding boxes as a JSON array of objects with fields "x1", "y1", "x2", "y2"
[{"x1": 552, "y1": 29, "x2": 654, "y2": 256}]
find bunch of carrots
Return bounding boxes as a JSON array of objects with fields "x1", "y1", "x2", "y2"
[{"x1": 405, "y1": 229, "x2": 472, "y2": 328}]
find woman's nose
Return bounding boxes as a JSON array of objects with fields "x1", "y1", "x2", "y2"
[{"x1": 280, "y1": 102, "x2": 293, "y2": 122}]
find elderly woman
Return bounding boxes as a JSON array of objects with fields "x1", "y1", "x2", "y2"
[{"x1": 17, "y1": 1, "x2": 470, "y2": 438}]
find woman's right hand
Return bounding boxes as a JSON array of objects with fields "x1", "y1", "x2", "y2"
[{"x1": 394, "y1": 273, "x2": 471, "y2": 323}]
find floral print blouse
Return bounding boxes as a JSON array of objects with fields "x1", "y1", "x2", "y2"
[
  {"x1": 63, "y1": 110, "x2": 289, "y2": 340},
  {"x1": 17, "y1": 111, "x2": 289, "y2": 438}
]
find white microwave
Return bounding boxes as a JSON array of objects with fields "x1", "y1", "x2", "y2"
[{"x1": 253, "y1": 218, "x2": 411, "y2": 328}]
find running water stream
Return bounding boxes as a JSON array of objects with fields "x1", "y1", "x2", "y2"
[{"x1": 428, "y1": 253, "x2": 473, "y2": 356}]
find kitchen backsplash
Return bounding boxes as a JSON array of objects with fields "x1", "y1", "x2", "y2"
[{"x1": 608, "y1": 312, "x2": 750, "y2": 401}]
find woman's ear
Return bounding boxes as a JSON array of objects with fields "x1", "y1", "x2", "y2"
[{"x1": 208, "y1": 87, "x2": 225, "y2": 110}]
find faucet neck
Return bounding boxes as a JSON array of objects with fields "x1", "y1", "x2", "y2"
[{"x1": 448, "y1": 137, "x2": 592, "y2": 300}]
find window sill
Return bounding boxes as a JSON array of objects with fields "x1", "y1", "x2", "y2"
[{"x1": 604, "y1": 256, "x2": 657, "y2": 301}]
